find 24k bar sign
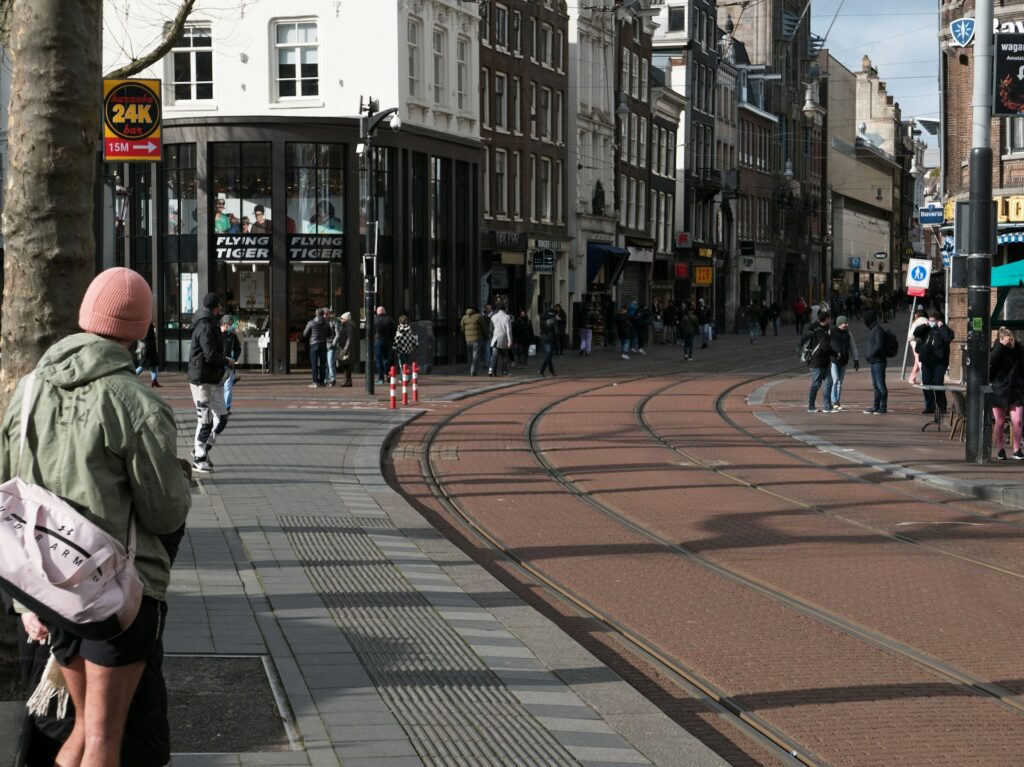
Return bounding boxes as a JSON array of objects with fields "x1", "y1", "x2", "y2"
[{"x1": 215, "y1": 235, "x2": 270, "y2": 261}]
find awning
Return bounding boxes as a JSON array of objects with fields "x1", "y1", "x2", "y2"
[
  {"x1": 992, "y1": 259, "x2": 1024, "y2": 287},
  {"x1": 587, "y1": 243, "x2": 629, "y2": 287},
  {"x1": 997, "y1": 232, "x2": 1024, "y2": 245}
]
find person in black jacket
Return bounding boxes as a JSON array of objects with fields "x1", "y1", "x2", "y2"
[
  {"x1": 303, "y1": 307, "x2": 332, "y2": 388},
  {"x1": 134, "y1": 323, "x2": 161, "y2": 387},
  {"x1": 990, "y1": 326, "x2": 1024, "y2": 460},
  {"x1": 862, "y1": 309, "x2": 888, "y2": 414},
  {"x1": 800, "y1": 310, "x2": 834, "y2": 412},
  {"x1": 374, "y1": 306, "x2": 396, "y2": 383},
  {"x1": 828, "y1": 316, "x2": 859, "y2": 411},
  {"x1": 189, "y1": 293, "x2": 233, "y2": 472},
  {"x1": 538, "y1": 308, "x2": 558, "y2": 376},
  {"x1": 913, "y1": 309, "x2": 955, "y2": 414}
]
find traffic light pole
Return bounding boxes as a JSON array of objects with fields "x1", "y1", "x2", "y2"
[{"x1": 965, "y1": 0, "x2": 994, "y2": 463}]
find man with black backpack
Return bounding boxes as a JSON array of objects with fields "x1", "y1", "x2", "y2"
[
  {"x1": 913, "y1": 309, "x2": 956, "y2": 415},
  {"x1": 800, "y1": 310, "x2": 835, "y2": 413},
  {"x1": 863, "y1": 309, "x2": 889, "y2": 415}
]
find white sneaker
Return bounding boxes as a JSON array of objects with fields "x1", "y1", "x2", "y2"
[
  {"x1": 637, "y1": 348, "x2": 646, "y2": 355},
  {"x1": 622, "y1": 354, "x2": 630, "y2": 360},
  {"x1": 192, "y1": 459, "x2": 213, "y2": 474}
]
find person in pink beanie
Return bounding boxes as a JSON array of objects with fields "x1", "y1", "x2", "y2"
[{"x1": 0, "y1": 267, "x2": 192, "y2": 767}]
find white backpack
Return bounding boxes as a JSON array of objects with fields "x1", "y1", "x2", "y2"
[{"x1": 0, "y1": 373, "x2": 143, "y2": 640}]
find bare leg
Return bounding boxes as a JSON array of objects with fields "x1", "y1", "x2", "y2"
[
  {"x1": 1012, "y1": 406, "x2": 1024, "y2": 453},
  {"x1": 993, "y1": 407, "x2": 1007, "y2": 451},
  {"x1": 56, "y1": 657, "x2": 145, "y2": 767}
]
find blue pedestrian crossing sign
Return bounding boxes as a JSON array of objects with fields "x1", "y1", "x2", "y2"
[
  {"x1": 906, "y1": 257, "x2": 931, "y2": 298},
  {"x1": 911, "y1": 265, "x2": 927, "y2": 282}
]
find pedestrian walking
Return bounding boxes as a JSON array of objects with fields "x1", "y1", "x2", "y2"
[
  {"x1": 481, "y1": 304, "x2": 494, "y2": 370},
  {"x1": 461, "y1": 306, "x2": 486, "y2": 376},
  {"x1": 335, "y1": 312, "x2": 355, "y2": 387},
  {"x1": 661, "y1": 301, "x2": 677, "y2": 345},
  {"x1": 990, "y1": 327, "x2": 1024, "y2": 460},
  {"x1": 134, "y1": 323, "x2": 161, "y2": 387},
  {"x1": 189, "y1": 292, "x2": 234, "y2": 472},
  {"x1": 303, "y1": 308, "x2": 332, "y2": 387},
  {"x1": 578, "y1": 304, "x2": 595, "y2": 356},
  {"x1": 801, "y1": 310, "x2": 834, "y2": 412},
  {"x1": 221, "y1": 314, "x2": 241, "y2": 412},
  {"x1": 512, "y1": 310, "x2": 533, "y2": 367},
  {"x1": 635, "y1": 304, "x2": 650, "y2": 354},
  {"x1": 746, "y1": 300, "x2": 761, "y2": 344},
  {"x1": 393, "y1": 315, "x2": 419, "y2": 371},
  {"x1": 374, "y1": 306, "x2": 396, "y2": 384},
  {"x1": 0, "y1": 267, "x2": 192, "y2": 767},
  {"x1": 758, "y1": 299, "x2": 770, "y2": 338},
  {"x1": 679, "y1": 304, "x2": 697, "y2": 361},
  {"x1": 769, "y1": 300, "x2": 782, "y2": 336},
  {"x1": 863, "y1": 309, "x2": 888, "y2": 415},
  {"x1": 913, "y1": 309, "x2": 955, "y2": 415},
  {"x1": 325, "y1": 308, "x2": 340, "y2": 386},
  {"x1": 553, "y1": 304, "x2": 567, "y2": 355},
  {"x1": 488, "y1": 301, "x2": 513, "y2": 376},
  {"x1": 792, "y1": 296, "x2": 807, "y2": 335},
  {"x1": 905, "y1": 307, "x2": 928, "y2": 384},
  {"x1": 616, "y1": 306, "x2": 634, "y2": 359},
  {"x1": 828, "y1": 315, "x2": 859, "y2": 411},
  {"x1": 538, "y1": 307, "x2": 558, "y2": 376},
  {"x1": 697, "y1": 299, "x2": 713, "y2": 348}
]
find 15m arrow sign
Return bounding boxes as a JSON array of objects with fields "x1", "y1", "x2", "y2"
[{"x1": 102, "y1": 78, "x2": 162, "y2": 162}]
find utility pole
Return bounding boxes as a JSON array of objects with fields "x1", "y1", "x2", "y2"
[{"x1": 965, "y1": 0, "x2": 994, "y2": 463}]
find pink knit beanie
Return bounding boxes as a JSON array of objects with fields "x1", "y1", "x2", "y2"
[{"x1": 79, "y1": 267, "x2": 153, "y2": 342}]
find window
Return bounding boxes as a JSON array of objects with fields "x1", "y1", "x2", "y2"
[
  {"x1": 539, "y1": 23, "x2": 551, "y2": 65},
  {"x1": 286, "y1": 142, "x2": 345, "y2": 236},
  {"x1": 621, "y1": 47, "x2": 629, "y2": 91},
  {"x1": 211, "y1": 143, "x2": 271, "y2": 236},
  {"x1": 433, "y1": 29, "x2": 446, "y2": 105},
  {"x1": 668, "y1": 6, "x2": 685, "y2": 32},
  {"x1": 531, "y1": 19, "x2": 538, "y2": 61},
  {"x1": 530, "y1": 155, "x2": 537, "y2": 221},
  {"x1": 539, "y1": 86, "x2": 551, "y2": 139},
  {"x1": 495, "y1": 149, "x2": 507, "y2": 215},
  {"x1": 495, "y1": 4, "x2": 508, "y2": 47},
  {"x1": 554, "y1": 160, "x2": 562, "y2": 223},
  {"x1": 638, "y1": 180, "x2": 646, "y2": 232},
  {"x1": 639, "y1": 117, "x2": 647, "y2": 168},
  {"x1": 627, "y1": 177, "x2": 635, "y2": 228},
  {"x1": 554, "y1": 29, "x2": 563, "y2": 70},
  {"x1": 512, "y1": 150, "x2": 521, "y2": 217},
  {"x1": 480, "y1": 2, "x2": 490, "y2": 43},
  {"x1": 494, "y1": 73, "x2": 506, "y2": 128},
  {"x1": 483, "y1": 147, "x2": 490, "y2": 216},
  {"x1": 511, "y1": 76, "x2": 521, "y2": 132},
  {"x1": 1008, "y1": 118, "x2": 1024, "y2": 153},
  {"x1": 620, "y1": 114, "x2": 628, "y2": 161},
  {"x1": 619, "y1": 174, "x2": 627, "y2": 226},
  {"x1": 512, "y1": 10, "x2": 522, "y2": 52},
  {"x1": 275, "y1": 20, "x2": 318, "y2": 98},
  {"x1": 408, "y1": 19, "x2": 421, "y2": 97},
  {"x1": 641, "y1": 59, "x2": 648, "y2": 102},
  {"x1": 530, "y1": 82, "x2": 537, "y2": 137},
  {"x1": 170, "y1": 24, "x2": 212, "y2": 102},
  {"x1": 554, "y1": 92, "x2": 562, "y2": 144},
  {"x1": 630, "y1": 113, "x2": 638, "y2": 165},
  {"x1": 457, "y1": 37, "x2": 468, "y2": 110},
  {"x1": 631, "y1": 52, "x2": 639, "y2": 98},
  {"x1": 539, "y1": 157, "x2": 551, "y2": 222},
  {"x1": 481, "y1": 67, "x2": 490, "y2": 126}
]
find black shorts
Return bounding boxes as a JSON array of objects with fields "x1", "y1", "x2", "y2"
[{"x1": 51, "y1": 597, "x2": 166, "y2": 668}]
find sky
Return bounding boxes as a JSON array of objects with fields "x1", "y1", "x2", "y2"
[{"x1": 810, "y1": 0, "x2": 940, "y2": 165}]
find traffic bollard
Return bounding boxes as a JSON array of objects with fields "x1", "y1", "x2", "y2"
[
  {"x1": 402, "y1": 364, "x2": 409, "y2": 405},
  {"x1": 389, "y1": 366, "x2": 397, "y2": 409},
  {"x1": 412, "y1": 362, "x2": 419, "y2": 403}
]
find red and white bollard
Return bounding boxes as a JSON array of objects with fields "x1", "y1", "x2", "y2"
[
  {"x1": 402, "y1": 364, "x2": 409, "y2": 405},
  {"x1": 412, "y1": 362, "x2": 419, "y2": 403},
  {"x1": 389, "y1": 366, "x2": 397, "y2": 409}
]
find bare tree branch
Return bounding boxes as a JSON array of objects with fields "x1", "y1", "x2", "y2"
[
  {"x1": 0, "y1": 0, "x2": 14, "y2": 49},
  {"x1": 104, "y1": 0, "x2": 196, "y2": 79}
]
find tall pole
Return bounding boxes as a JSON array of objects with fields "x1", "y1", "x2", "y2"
[{"x1": 965, "y1": 0, "x2": 994, "y2": 463}]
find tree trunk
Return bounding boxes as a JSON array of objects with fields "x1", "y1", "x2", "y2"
[{"x1": 0, "y1": 0, "x2": 102, "y2": 411}]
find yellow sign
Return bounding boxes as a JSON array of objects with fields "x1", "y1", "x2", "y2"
[
  {"x1": 996, "y1": 194, "x2": 1024, "y2": 223},
  {"x1": 944, "y1": 200, "x2": 955, "y2": 223},
  {"x1": 698, "y1": 247, "x2": 714, "y2": 259},
  {"x1": 103, "y1": 78, "x2": 162, "y2": 161},
  {"x1": 694, "y1": 266, "x2": 713, "y2": 285}
]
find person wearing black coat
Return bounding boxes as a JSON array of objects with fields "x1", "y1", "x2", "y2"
[
  {"x1": 800, "y1": 311, "x2": 834, "y2": 412},
  {"x1": 135, "y1": 323, "x2": 161, "y2": 387},
  {"x1": 912, "y1": 309, "x2": 956, "y2": 414},
  {"x1": 303, "y1": 307, "x2": 332, "y2": 387},
  {"x1": 188, "y1": 293, "x2": 233, "y2": 471},
  {"x1": 990, "y1": 327, "x2": 1024, "y2": 459},
  {"x1": 538, "y1": 308, "x2": 558, "y2": 376},
  {"x1": 863, "y1": 309, "x2": 888, "y2": 414}
]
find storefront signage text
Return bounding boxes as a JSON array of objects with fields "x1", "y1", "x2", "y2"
[
  {"x1": 675, "y1": 263, "x2": 689, "y2": 279},
  {"x1": 694, "y1": 266, "x2": 713, "y2": 285},
  {"x1": 994, "y1": 194, "x2": 1024, "y2": 223},
  {"x1": 531, "y1": 248, "x2": 557, "y2": 274},
  {"x1": 995, "y1": 34, "x2": 1024, "y2": 115},
  {"x1": 102, "y1": 78, "x2": 162, "y2": 161},
  {"x1": 215, "y1": 234, "x2": 270, "y2": 261},
  {"x1": 287, "y1": 235, "x2": 344, "y2": 261},
  {"x1": 698, "y1": 247, "x2": 714, "y2": 259}
]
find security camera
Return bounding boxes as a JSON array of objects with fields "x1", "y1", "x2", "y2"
[
  {"x1": 356, "y1": 142, "x2": 366, "y2": 156},
  {"x1": 389, "y1": 112, "x2": 402, "y2": 131}
]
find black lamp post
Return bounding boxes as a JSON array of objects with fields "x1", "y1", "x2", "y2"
[{"x1": 358, "y1": 96, "x2": 400, "y2": 394}]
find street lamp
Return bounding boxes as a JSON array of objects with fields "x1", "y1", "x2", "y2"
[{"x1": 358, "y1": 96, "x2": 400, "y2": 395}]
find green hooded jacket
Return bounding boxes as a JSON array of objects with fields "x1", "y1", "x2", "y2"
[{"x1": 0, "y1": 333, "x2": 192, "y2": 601}]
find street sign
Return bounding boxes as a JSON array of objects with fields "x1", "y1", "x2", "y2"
[
  {"x1": 103, "y1": 79, "x2": 162, "y2": 161},
  {"x1": 531, "y1": 248, "x2": 556, "y2": 274},
  {"x1": 995, "y1": 34, "x2": 1024, "y2": 115},
  {"x1": 906, "y1": 257, "x2": 931, "y2": 297},
  {"x1": 919, "y1": 205, "x2": 944, "y2": 225},
  {"x1": 951, "y1": 17, "x2": 976, "y2": 47},
  {"x1": 849, "y1": 257, "x2": 862, "y2": 270},
  {"x1": 694, "y1": 266, "x2": 713, "y2": 286}
]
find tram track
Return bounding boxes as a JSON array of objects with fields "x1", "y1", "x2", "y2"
[{"x1": 391, "y1": 357, "x2": 1024, "y2": 766}]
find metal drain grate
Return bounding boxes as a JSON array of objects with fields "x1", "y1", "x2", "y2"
[{"x1": 281, "y1": 515, "x2": 578, "y2": 766}]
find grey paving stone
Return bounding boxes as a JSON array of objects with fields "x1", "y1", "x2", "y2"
[{"x1": 334, "y1": 740, "x2": 420, "y2": 759}]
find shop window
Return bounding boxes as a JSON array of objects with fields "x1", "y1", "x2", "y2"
[
  {"x1": 1007, "y1": 117, "x2": 1024, "y2": 154},
  {"x1": 274, "y1": 19, "x2": 318, "y2": 99},
  {"x1": 162, "y1": 144, "x2": 198, "y2": 369},
  {"x1": 169, "y1": 23, "x2": 212, "y2": 103},
  {"x1": 408, "y1": 18, "x2": 421, "y2": 98}
]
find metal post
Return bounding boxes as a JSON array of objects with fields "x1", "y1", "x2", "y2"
[
  {"x1": 966, "y1": 0, "x2": 994, "y2": 463},
  {"x1": 363, "y1": 124, "x2": 376, "y2": 395}
]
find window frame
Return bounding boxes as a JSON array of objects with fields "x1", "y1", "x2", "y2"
[
  {"x1": 273, "y1": 19, "x2": 319, "y2": 101},
  {"x1": 494, "y1": 71, "x2": 507, "y2": 129},
  {"x1": 169, "y1": 23, "x2": 213, "y2": 104},
  {"x1": 494, "y1": 147, "x2": 508, "y2": 216},
  {"x1": 495, "y1": 4, "x2": 508, "y2": 48},
  {"x1": 456, "y1": 36, "x2": 469, "y2": 111},
  {"x1": 408, "y1": 18, "x2": 421, "y2": 98},
  {"x1": 481, "y1": 67, "x2": 490, "y2": 127},
  {"x1": 432, "y1": 27, "x2": 446, "y2": 106}
]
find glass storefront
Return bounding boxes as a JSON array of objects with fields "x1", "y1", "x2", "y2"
[{"x1": 162, "y1": 144, "x2": 198, "y2": 368}]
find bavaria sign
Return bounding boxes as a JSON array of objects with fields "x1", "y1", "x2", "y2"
[{"x1": 103, "y1": 78, "x2": 162, "y2": 161}]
